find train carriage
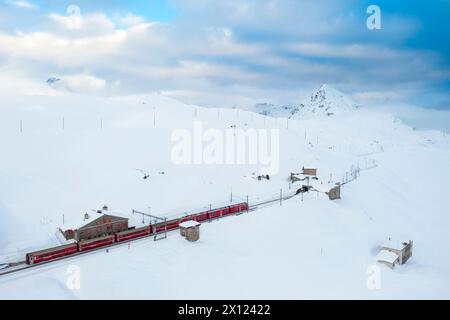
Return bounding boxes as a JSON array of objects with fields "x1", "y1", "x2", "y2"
[
  {"x1": 115, "y1": 226, "x2": 150, "y2": 242},
  {"x1": 193, "y1": 211, "x2": 209, "y2": 222},
  {"x1": 26, "y1": 243, "x2": 78, "y2": 265},
  {"x1": 208, "y1": 206, "x2": 230, "y2": 219},
  {"x1": 154, "y1": 218, "x2": 180, "y2": 233},
  {"x1": 78, "y1": 234, "x2": 115, "y2": 251},
  {"x1": 229, "y1": 202, "x2": 248, "y2": 214}
]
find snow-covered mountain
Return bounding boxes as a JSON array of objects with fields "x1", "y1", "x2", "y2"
[
  {"x1": 298, "y1": 84, "x2": 361, "y2": 117},
  {"x1": 254, "y1": 84, "x2": 361, "y2": 119}
]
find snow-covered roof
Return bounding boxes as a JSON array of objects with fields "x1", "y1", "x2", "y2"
[
  {"x1": 66, "y1": 209, "x2": 128, "y2": 230},
  {"x1": 179, "y1": 220, "x2": 200, "y2": 228},
  {"x1": 376, "y1": 250, "x2": 399, "y2": 264},
  {"x1": 381, "y1": 240, "x2": 408, "y2": 251}
]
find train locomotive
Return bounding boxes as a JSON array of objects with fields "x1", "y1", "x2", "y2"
[{"x1": 26, "y1": 202, "x2": 248, "y2": 265}]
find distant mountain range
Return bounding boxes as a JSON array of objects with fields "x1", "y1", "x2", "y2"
[{"x1": 254, "y1": 84, "x2": 362, "y2": 118}]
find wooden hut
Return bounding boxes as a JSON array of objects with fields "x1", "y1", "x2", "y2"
[{"x1": 302, "y1": 167, "x2": 317, "y2": 176}]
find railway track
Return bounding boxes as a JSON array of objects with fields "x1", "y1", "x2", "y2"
[{"x1": 0, "y1": 191, "x2": 301, "y2": 278}]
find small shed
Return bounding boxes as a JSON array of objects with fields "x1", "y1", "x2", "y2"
[
  {"x1": 376, "y1": 250, "x2": 399, "y2": 269},
  {"x1": 179, "y1": 220, "x2": 201, "y2": 242},
  {"x1": 327, "y1": 184, "x2": 341, "y2": 200},
  {"x1": 381, "y1": 240, "x2": 413, "y2": 265},
  {"x1": 302, "y1": 167, "x2": 317, "y2": 176}
]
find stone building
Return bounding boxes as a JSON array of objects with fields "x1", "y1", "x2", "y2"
[
  {"x1": 179, "y1": 220, "x2": 201, "y2": 242},
  {"x1": 377, "y1": 239, "x2": 413, "y2": 268},
  {"x1": 72, "y1": 214, "x2": 129, "y2": 242}
]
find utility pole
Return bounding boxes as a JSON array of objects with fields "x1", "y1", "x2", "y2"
[
  {"x1": 62, "y1": 117, "x2": 65, "y2": 130},
  {"x1": 280, "y1": 189, "x2": 282, "y2": 206},
  {"x1": 20, "y1": 120, "x2": 23, "y2": 133}
]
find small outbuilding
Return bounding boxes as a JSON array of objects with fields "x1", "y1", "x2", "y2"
[
  {"x1": 380, "y1": 240, "x2": 413, "y2": 265},
  {"x1": 179, "y1": 220, "x2": 201, "y2": 242},
  {"x1": 302, "y1": 167, "x2": 317, "y2": 176},
  {"x1": 327, "y1": 184, "x2": 341, "y2": 200}
]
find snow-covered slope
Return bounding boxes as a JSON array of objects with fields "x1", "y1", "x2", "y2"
[
  {"x1": 0, "y1": 92, "x2": 449, "y2": 299},
  {"x1": 253, "y1": 102, "x2": 301, "y2": 118}
]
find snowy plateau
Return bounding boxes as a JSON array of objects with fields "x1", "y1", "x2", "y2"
[{"x1": 0, "y1": 85, "x2": 449, "y2": 299}]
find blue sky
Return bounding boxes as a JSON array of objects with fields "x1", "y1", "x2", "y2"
[
  {"x1": 0, "y1": 0, "x2": 448, "y2": 109},
  {"x1": 33, "y1": 0, "x2": 179, "y2": 21}
]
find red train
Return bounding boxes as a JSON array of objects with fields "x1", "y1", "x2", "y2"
[{"x1": 26, "y1": 202, "x2": 248, "y2": 265}]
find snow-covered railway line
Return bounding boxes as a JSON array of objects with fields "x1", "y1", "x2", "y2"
[
  {"x1": 0, "y1": 227, "x2": 178, "y2": 278},
  {"x1": 0, "y1": 193, "x2": 300, "y2": 278}
]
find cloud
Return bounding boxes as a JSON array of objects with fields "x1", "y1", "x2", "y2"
[
  {"x1": 0, "y1": 71, "x2": 59, "y2": 96},
  {"x1": 5, "y1": 0, "x2": 38, "y2": 10},
  {"x1": 47, "y1": 12, "x2": 116, "y2": 36},
  {"x1": 118, "y1": 13, "x2": 145, "y2": 27},
  {"x1": 0, "y1": 0, "x2": 448, "y2": 108},
  {"x1": 48, "y1": 74, "x2": 107, "y2": 94}
]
